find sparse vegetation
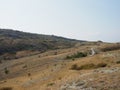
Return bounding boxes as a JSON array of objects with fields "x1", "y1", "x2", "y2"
[{"x1": 66, "y1": 52, "x2": 87, "y2": 59}]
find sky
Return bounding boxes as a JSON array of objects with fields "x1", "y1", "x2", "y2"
[{"x1": 0, "y1": 0, "x2": 120, "y2": 42}]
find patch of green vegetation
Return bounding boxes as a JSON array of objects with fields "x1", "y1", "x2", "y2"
[
  {"x1": 71, "y1": 63, "x2": 107, "y2": 70},
  {"x1": 66, "y1": 52, "x2": 87, "y2": 59}
]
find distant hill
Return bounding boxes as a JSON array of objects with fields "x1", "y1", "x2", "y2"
[{"x1": 0, "y1": 29, "x2": 85, "y2": 56}]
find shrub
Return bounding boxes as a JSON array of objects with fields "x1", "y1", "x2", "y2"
[
  {"x1": 66, "y1": 52, "x2": 87, "y2": 59},
  {"x1": 72, "y1": 58, "x2": 75, "y2": 61},
  {"x1": 70, "y1": 63, "x2": 107, "y2": 70},
  {"x1": 47, "y1": 83, "x2": 55, "y2": 86},
  {"x1": 78, "y1": 63, "x2": 96, "y2": 70},
  {"x1": 4, "y1": 68, "x2": 9, "y2": 74},
  {"x1": 96, "y1": 63, "x2": 107, "y2": 68}
]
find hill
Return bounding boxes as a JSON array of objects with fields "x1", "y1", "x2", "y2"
[
  {"x1": 0, "y1": 29, "x2": 120, "y2": 90},
  {"x1": 0, "y1": 29, "x2": 85, "y2": 60}
]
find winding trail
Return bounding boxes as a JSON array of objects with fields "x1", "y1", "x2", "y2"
[{"x1": 90, "y1": 48, "x2": 95, "y2": 56}]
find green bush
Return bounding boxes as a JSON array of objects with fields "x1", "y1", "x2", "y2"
[{"x1": 66, "y1": 52, "x2": 87, "y2": 59}]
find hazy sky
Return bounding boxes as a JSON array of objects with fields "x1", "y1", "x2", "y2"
[{"x1": 0, "y1": 0, "x2": 120, "y2": 42}]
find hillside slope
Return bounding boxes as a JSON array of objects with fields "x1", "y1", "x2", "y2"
[
  {"x1": 0, "y1": 43, "x2": 120, "y2": 90},
  {"x1": 0, "y1": 29, "x2": 85, "y2": 59}
]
